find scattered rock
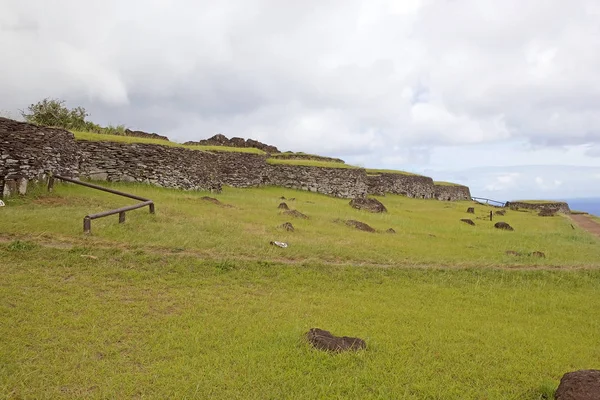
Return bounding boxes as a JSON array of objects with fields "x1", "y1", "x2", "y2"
[
  {"x1": 280, "y1": 222, "x2": 295, "y2": 232},
  {"x1": 280, "y1": 196, "x2": 286, "y2": 200},
  {"x1": 270, "y1": 241, "x2": 288, "y2": 248},
  {"x1": 530, "y1": 251, "x2": 546, "y2": 258},
  {"x1": 555, "y1": 369, "x2": 600, "y2": 400},
  {"x1": 202, "y1": 196, "x2": 222, "y2": 205},
  {"x1": 538, "y1": 208, "x2": 556, "y2": 217},
  {"x1": 461, "y1": 218, "x2": 475, "y2": 226},
  {"x1": 306, "y1": 328, "x2": 366, "y2": 352},
  {"x1": 349, "y1": 197, "x2": 387, "y2": 213},
  {"x1": 386, "y1": 228, "x2": 396, "y2": 234},
  {"x1": 283, "y1": 210, "x2": 308, "y2": 219},
  {"x1": 428, "y1": 234, "x2": 436, "y2": 237},
  {"x1": 494, "y1": 222, "x2": 514, "y2": 231},
  {"x1": 345, "y1": 220, "x2": 376, "y2": 233},
  {"x1": 201, "y1": 196, "x2": 233, "y2": 208},
  {"x1": 505, "y1": 250, "x2": 521, "y2": 256},
  {"x1": 467, "y1": 207, "x2": 475, "y2": 214},
  {"x1": 495, "y1": 210, "x2": 506, "y2": 216},
  {"x1": 278, "y1": 202, "x2": 289, "y2": 210},
  {"x1": 80, "y1": 254, "x2": 98, "y2": 260},
  {"x1": 288, "y1": 198, "x2": 296, "y2": 201}
]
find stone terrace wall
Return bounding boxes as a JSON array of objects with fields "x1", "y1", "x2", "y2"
[
  {"x1": 265, "y1": 165, "x2": 368, "y2": 198},
  {"x1": 366, "y1": 173, "x2": 436, "y2": 198},
  {"x1": 505, "y1": 201, "x2": 571, "y2": 214},
  {"x1": 434, "y1": 184, "x2": 472, "y2": 201},
  {"x1": 0, "y1": 118, "x2": 80, "y2": 198},
  {"x1": 77, "y1": 141, "x2": 222, "y2": 191},
  {"x1": 211, "y1": 152, "x2": 269, "y2": 187}
]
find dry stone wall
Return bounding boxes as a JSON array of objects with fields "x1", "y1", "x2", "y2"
[
  {"x1": 505, "y1": 201, "x2": 570, "y2": 214},
  {"x1": 0, "y1": 117, "x2": 80, "y2": 197},
  {"x1": 1, "y1": 118, "x2": 472, "y2": 201},
  {"x1": 265, "y1": 165, "x2": 368, "y2": 198},
  {"x1": 77, "y1": 141, "x2": 222, "y2": 191},
  {"x1": 366, "y1": 173, "x2": 436, "y2": 198},
  {"x1": 434, "y1": 184, "x2": 472, "y2": 201}
]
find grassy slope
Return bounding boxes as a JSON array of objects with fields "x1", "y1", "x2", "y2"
[
  {"x1": 1, "y1": 246, "x2": 599, "y2": 399},
  {"x1": 366, "y1": 168, "x2": 421, "y2": 176},
  {"x1": 434, "y1": 181, "x2": 465, "y2": 187},
  {"x1": 2, "y1": 184, "x2": 600, "y2": 399},
  {"x1": 266, "y1": 158, "x2": 360, "y2": 169},
  {"x1": 2, "y1": 182, "x2": 600, "y2": 267},
  {"x1": 73, "y1": 131, "x2": 266, "y2": 154}
]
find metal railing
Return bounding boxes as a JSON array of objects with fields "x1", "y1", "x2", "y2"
[
  {"x1": 471, "y1": 196, "x2": 506, "y2": 207},
  {"x1": 48, "y1": 175, "x2": 155, "y2": 234}
]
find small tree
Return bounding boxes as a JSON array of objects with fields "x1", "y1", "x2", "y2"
[{"x1": 20, "y1": 98, "x2": 89, "y2": 130}]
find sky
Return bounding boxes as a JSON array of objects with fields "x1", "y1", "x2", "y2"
[{"x1": 2, "y1": 0, "x2": 600, "y2": 201}]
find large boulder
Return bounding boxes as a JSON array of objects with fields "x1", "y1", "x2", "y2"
[
  {"x1": 494, "y1": 222, "x2": 514, "y2": 231},
  {"x1": 555, "y1": 369, "x2": 600, "y2": 400},
  {"x1": 349, "y1": 198, "x2": 387, "y2": 213},
  {"x1": 306, "y1": 328, "x2": 366, "y2": 352}
]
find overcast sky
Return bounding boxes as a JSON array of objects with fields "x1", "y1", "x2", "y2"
[{"x1": 2, "y1": 0, "x2": 600, "y2": 201}]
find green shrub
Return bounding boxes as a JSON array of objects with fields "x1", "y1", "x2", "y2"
[{"x1": 20, "y1": 98, "x2": 90, "y2": 130}]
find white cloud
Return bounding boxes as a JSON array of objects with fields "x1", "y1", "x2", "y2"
[{"x1": 2, "y1": 0, "x2": 600, "y2": 197}]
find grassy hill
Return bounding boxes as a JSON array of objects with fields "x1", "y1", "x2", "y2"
[{"x1": 2, "y1": 182, "x2": 600, "y2": 399}]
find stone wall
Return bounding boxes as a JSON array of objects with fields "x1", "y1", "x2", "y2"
[
  {"x1": 434, "y1": 184, "x2": 472, "y2": 201},
  {"x1": 366, "y1": 173, "x2": 436, "y2": 198},
  {"x1": 1, "y1": 118, "x2": 473, "y2": 201},
  {"x1": 266, "y1": 165, "x2": 368, "y2": 198},
  {"x1": 77, "y1": 141, "x2": 222, "y2": 191},
  {"x1": 505, "y1": 201, "x2": 571, "y2": 214},
  {"x1": 0, "y1": 117, "x2": 80, "y2": 198}
]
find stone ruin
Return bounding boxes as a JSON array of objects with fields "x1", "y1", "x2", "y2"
[
  {"x1": 0, "y1": 117, "x2": 473, "y2": 202},
  {"x1": 184, "y1": 134, "x2": 279, "y2": 154}
]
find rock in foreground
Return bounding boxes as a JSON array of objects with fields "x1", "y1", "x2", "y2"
[
  {"x1": 555, "y1": 369, "x2": 600, "y2": 400},
  {"x1": 306, "y1": 328, "x2": 366, "y2": 352},
  {"x1": 345, "y1": 220, "x2": 376, "y2": 233},
  {"x1": 494, "y1": 222, "x2": 514, "y2": 231}
]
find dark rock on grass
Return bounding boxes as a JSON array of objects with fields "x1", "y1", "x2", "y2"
[
  {"x1": 201, "y1": 196, "x2": 233, "y2": 208},
  {"x1": 345, "y1": 220, "x2": 376, "y2": 233},
  {"x1": 467, "y1": 207, "x2": 475, "y2": 214},
  {"x1": 349, "y1": 197, "x2": 387, "y2": 213},
  {"x1": 279, "y1": 196, "x2": 286, "y2": 200},
  {"x1": 278, "y1": 202, "x2": 289, "y2": 210},
  {"x1": 505, "y1": 250, "x2": 521, "y2": 256},
  {"x1": 386, "y1": 228, "x2": 396, "y2": 234},
  {"x1": 306, "y1": 328, "x2": 366, "y2": 352},
  {"x1": 283, "y1": 210, "x2": 308, "y2": 219},
  {"x1": 202, "y1": 196, "x2": 222, "y2": 205},
  {"x1": 495, "y1": 210, "x2": 506, "y2": 216},
  {"x1": 461, "y1": 218, "x2": 475, "y2": 226},
  {"x1": 494, "y1": 222, "x2": 514, "y2": 231},
  {"x1": 280, "y1": 222, "x2": 294, "y2": 232},
  {"x1": 288, "y1": 198, "x2": 296, "y2": 201},
  {"x1": 530, "y1": 251, "x2": 546, "y2": 258},
  {"x1": 538, "y1": 208, "x2": 556, "y2": 217},
  {"x1": 555, "y1": 369, "x2": 600, "y2": 400}
]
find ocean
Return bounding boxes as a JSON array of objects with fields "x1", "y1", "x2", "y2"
[{"x1": 558, "y1": 198, "x2": 600, "y2": 216}]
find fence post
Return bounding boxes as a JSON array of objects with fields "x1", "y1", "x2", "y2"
[
  {"x1": 149, "y1": 202, "x2": 155, "y2": 214},
  {"x1": 48, "y1": 177, "x2": 55, "y2": 192},
  {"x1": 119, "y1": 211, "x2": 126, "y2": 224},
  {"x1": 84, "y1": 216, "x2": 91, "y2": 234},
  {"x1": 490, "y1": 211, "x2": 493, "y2": 221}
]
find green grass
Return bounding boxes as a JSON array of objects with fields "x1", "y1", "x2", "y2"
[
  {"x1": 366, "y1": 168, "x2": 421, "y2": 176},
  {"x1": 434, "y1": 181, "x2": 464, "y2": 187},
  {"x1": 2, "y1": 245, "x2": 599, "y2": 399},
  {"x1": 73, "y1": 131, "x2": 266, "y2": 154},
  {"x1": 266, "y1": 158, "x2": 359, "y2": 169},
  {"x1": 2, "y1": 181, "x2": 600, "y2": 267},
  {"x1": 2, "y1": 182, "x2": 600, "y2": 398}
]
